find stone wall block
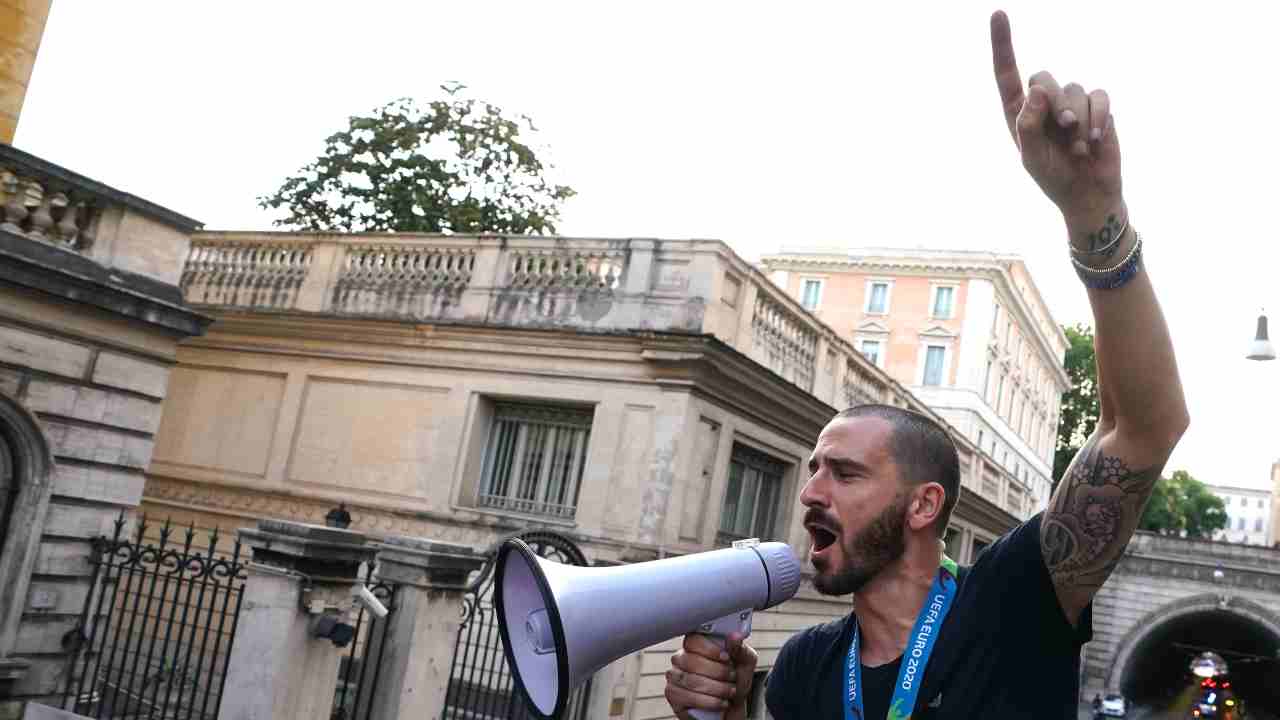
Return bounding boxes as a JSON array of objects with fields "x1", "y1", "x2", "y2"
[
  {"x1": 9, "y1": 657, "x2": 67, "y2": 699},
  {"x1": 91, "y1": 352, "x2": 169, "y2": 398},
  {"x1": 0, "y1": 327, "x2": 91, "y2": 380},
  {"x1": 23, "y1": 382, "x2": 160, "y2": 434},
  {"x1": 42, "y1": 421, "x2": 153, "y2": 469},
  {"x1": 0, "y1": 366, "x2": 23, "y2": 397},
  {"x1": 31, "y1": 541, "x2": 92, "y2": 577},
  {"x1": 22, "y1": 580, "x2": 90, "y2": 617},
  {"x1": 40, "y1": 503, "x2": 118, "y2": 540},
  {"x1": 13, "y1": 615, "x2": 77, "y2": 655},
  {"x1": 51, "y1": 464, "x2": 144, "y2": 506}
]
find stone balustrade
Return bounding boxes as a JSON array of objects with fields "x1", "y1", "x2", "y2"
[
  {"x1": 0, "y1": 144, "x2": 202, "y2": 288},
  {"x1": 180, "y1": 231, "x2": 1030, "y2": 518},
  {"x1": 0, "y1": 168, "x2": 96, "y2": 251}
]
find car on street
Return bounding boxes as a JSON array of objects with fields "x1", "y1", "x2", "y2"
[{"x1": 1100, "y1": 692, "x2": 1127, "y2": 717}]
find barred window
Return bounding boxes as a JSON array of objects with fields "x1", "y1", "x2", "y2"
[
  {"x1": 479, "y1": 403, "x2": 592, "y2": 519},
  {"x1": 718, "y1": 444, "x2": 785, "y2": 545}
]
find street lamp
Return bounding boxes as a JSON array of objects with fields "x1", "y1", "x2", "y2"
[
  {"x1": 1246, "y1": 310, "x2": 1277, "y2": 361},
  {"x1": 1211, "y1": 562, "x2": 1229, "y2": 609}
]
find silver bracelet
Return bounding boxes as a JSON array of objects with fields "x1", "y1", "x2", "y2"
[
  {"x1": 1069, "y1": 214, "x2": 1128, "y2": 258},
  {"x1": 1071, "y1": 232, "x2": 1143, "y2": 290}
]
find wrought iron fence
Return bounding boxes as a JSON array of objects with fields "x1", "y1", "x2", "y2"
[
  {"x1": 61, "y1": 515, "x2": 247, "y2": 720},
  {"x1": 330, "y1": 564, "x2": 398, "y2": 720},
  {"x1": 442, "y1": 531, "x2": 593, "y2": 720}
]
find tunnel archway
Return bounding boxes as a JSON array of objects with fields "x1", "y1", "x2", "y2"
[{"x1": 1108, "y1": 594, "x2": 1280, "y2": 716}]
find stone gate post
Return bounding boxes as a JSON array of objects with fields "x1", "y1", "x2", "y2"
[
  {"x1": 365, "y1": 537, "x2": 484, "y2": 720},
  {"x1": 216, "y1": 520, "x2": 376, "y2": 720}
]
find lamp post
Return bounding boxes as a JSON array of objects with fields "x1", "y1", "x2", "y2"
[{"x1": 1246, "y1": 310, "x2": 1277, "y2": 361}]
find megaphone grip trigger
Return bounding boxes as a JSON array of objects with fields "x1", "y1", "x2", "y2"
[{"x1": 686, "y1": 609, "x2": 754, "y2": 720}]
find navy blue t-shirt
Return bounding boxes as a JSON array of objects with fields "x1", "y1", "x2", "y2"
[{"x1": 765, "y1": 513, "x2": 1092, "y2": 719}]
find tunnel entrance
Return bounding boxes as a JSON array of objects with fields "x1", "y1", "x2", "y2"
[{"x1": 1117, "y1": 604, "x2": 1280, "y2": 717}]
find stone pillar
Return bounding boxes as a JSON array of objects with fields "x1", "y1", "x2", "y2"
[
  {"x1": 365, "y1": 537, "x2": 484, "y2": 720},
  {"x1": 216, "y1": 520, "x2": 377, "y2": 720},
  {"x1": 0, "y1": 0, "x2": 50, "y2": 142}
]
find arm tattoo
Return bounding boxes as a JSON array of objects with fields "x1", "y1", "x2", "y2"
[{"x1": 1041, "y1": 434, "x2": 1160, "y2": 594}]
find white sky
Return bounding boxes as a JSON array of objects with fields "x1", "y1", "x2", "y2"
[{"x1": 18, "y1": 2, "x2": 1279, "y2": 492}]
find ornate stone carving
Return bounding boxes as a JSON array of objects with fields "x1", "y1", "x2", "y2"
[
  {"x1": 332, "y1": 244, "x2": 474, "y2": 318},
  {"x1": 752, "y1": 293, "x2": 817, "y2": 393},
  {"x1": 182, "y1": 240, "x2": 313, "y2": 309},
  {"x1": 0, "y1": 169, "x2": 98, "y2": 251},
  {"x1": 505, "y1": 248, "x2": 622, "y2": 292},
  {"x1": 842, "y1": 355, "x2": 884, "y2": 407}
]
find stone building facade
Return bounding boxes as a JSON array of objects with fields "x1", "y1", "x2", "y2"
[
  {"x1": 761, "y1": 247, "x2": 1070, "y2": 517},
  {"x1": 0, "y1": 144, "x2": 208, "y2": 714},
  {"x1": 1271, "y1": 462, "x2": 1280, "y2": 548},
  {"x1": 1207, "y1": 483, "x2": 1273, "y2": 547},
  {"x1": 145, "y1": 230, "x2": 1034, "y2": 719}
]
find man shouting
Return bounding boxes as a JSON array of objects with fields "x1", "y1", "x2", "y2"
[{"x1": 664, "y1": 9, "x2": 1187, "y2": 719}]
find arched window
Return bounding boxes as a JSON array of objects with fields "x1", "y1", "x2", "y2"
[
  {"x1": 0, "y1": 395, "x2": 54, "y2": 658},
  {"x1": 0, "y1": 437, "x2": 13, "y2": 560}
]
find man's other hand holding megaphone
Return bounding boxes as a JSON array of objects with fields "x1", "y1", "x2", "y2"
[
  {"x1": 665, "y1": 9, "x2": 1187, "y2": 719},
  {"x1": 665, "y1": 631, "x2": 757, "y2": 720}
]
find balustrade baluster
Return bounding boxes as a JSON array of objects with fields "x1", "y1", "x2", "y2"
[
  {"x1": 52, "y1": 193, "x2": 77, "y2": 245},
  {"x1": 2, "y1": 172, "x2": 26, "y2": 232}
]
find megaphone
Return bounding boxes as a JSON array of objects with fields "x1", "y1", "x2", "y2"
[{"x1": 495, "y1": 537, "x2": 801, "y2": 720}]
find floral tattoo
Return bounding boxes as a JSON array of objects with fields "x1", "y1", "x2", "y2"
[{"x1": 1041, "y1": 435, "x2": 1160, "y2": 593}]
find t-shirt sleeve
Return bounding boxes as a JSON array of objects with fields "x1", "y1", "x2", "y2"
[{"x1": 970, "y1": 512, "x2": 1093, "y2": 649}]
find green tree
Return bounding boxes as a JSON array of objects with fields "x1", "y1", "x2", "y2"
[
  {"x1": 1139, "y1": 470, "x2": 1228, "y2": 539},
  {"x1": 1054, "y1": 324, "x2": 1100, "y2": 485},
  {"x1": 259, "y1": 83, "x2": 575, "y2": 234}
]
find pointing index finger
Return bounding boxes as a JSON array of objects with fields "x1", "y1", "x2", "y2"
[{"x1": 990, "y1": 10, "x2": 1024, "y2": 142}]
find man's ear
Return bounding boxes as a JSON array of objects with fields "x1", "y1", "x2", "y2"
[{"x1": 909, "y1": 482, "x2": 947, "y2": 532}]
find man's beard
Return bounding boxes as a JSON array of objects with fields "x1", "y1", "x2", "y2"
[{"x1": 812, "y1": 492, "x2": 908, "y2": 596}]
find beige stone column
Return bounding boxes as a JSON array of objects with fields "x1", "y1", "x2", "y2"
[
  {"x1": 0, "y1": 0, "x2": 50, "y2": 142},
  {"x1": 364, "y1": 537, "x2": 485, "y2": 720},
  {"x1": 216, "y1": 520, "x2": 377, "y2": 720}
]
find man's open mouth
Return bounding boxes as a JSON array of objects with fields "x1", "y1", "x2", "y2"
[{"x1": 807, "y1": 524, "x2": 838, "y2": 553}]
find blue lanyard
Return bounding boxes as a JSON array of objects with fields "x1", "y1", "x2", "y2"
[{"x1": 843, "y1": 557, "x2": 958, "y2": 720}]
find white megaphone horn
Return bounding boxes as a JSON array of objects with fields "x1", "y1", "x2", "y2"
[{"x1": 495, "y1": 537, "x2": 801, "y2": 720}]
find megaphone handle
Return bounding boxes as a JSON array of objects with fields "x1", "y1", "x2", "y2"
[{"x1": 687, "y1": 609, "x2": 754, "y2": 720}]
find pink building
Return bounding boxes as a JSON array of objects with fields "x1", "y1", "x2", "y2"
[{"x1": 762, "y1": 247, "x2": 1070, "y2": 514}]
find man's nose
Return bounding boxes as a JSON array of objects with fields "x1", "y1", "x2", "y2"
[{"x1": 799, "y1": 471, "x2": 828, "y2": 508}]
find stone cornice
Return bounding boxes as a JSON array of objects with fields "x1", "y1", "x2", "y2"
[
  {"x1": 0, "y1": 229, "x2": 211, "y2": 337},
  {"x1": 142, "y1": 475, "x2": 725, "y2": 560},
  {"x1": 637, "y1": 333, "x2": 835, "y2": 447}
]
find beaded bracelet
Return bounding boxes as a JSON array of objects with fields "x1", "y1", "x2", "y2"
[{"x1": 1071, "y1": 232, "x2": 1143, "y2": 290}]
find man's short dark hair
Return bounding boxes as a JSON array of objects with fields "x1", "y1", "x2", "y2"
[{"x1": 835, "y1": 404, "x2": 961, "y2": 537}]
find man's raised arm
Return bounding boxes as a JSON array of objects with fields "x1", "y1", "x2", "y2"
[{"x1": 990, "y1": 11, "x2": 1189, "y2": 625}]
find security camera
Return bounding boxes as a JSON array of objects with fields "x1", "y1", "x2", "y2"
[{"x1": 354, "y1": 584, "x2": 388, "y2": 619}]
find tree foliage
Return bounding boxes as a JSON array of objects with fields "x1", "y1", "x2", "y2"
[
  {"x1": 1139, "y1": 470, "x2": 1228, "y2": 539},
  {"x1": 1054, "y1": 324, "x2": 1100, "y2": 484},
  {"x1": 259, "y1": 83, "x2": 575, "y2": 234}
]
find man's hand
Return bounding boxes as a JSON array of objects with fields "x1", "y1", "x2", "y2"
[
  {"x1": 991, "y1": 10, "x2": 1124, "y2": 233},
  {"x1": 665, "y1": 632, "x2": 758, "y2": 720}
]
